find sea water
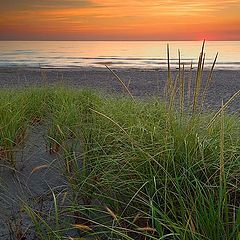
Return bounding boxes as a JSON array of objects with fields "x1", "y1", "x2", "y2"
[{"x1": 0, "y1": 41, "x2": 239, "y2": 70}]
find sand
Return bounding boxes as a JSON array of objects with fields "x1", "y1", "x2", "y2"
[
  {"x1": 0, "y1": 66, "x2": 239, "y2": 238},
  {"x1": 0, "y1": 67, "x2": 239, "y2": 112}
]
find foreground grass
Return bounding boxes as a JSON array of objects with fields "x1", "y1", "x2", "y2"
[{"x1": 0, "y1": 86, "x2": 239, "y2": 239}]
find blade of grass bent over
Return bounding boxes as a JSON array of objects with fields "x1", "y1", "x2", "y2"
[
  {"x1": 106, "y1": 65, "x2": 135, "y2": 102},
  {"x1": 207, "y1": 89, "x2": 240, "y2": 128}
]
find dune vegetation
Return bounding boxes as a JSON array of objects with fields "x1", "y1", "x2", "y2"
[{"x1": 0, "y1": 43, "x2": 240, "y2": 239}]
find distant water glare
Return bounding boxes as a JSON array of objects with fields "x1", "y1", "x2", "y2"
[{"x1": 0, "y1": 41, "x2": 239, "y2": 70}]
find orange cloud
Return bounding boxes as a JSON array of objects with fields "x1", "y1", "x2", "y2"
[{"x1": 0, "y1": 0, "x2": 239, "y2": 40}]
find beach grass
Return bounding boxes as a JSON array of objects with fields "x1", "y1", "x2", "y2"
[
  {"x1": 0, "y1": 85, "x2": 239, "y2": 239},
  {"x1": 0, "y1": 43, "x2": 240, "y2": 239}
]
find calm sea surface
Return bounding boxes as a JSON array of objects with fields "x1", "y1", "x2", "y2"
[{"x1": 0, "y1": 41, "x2": 239, "y2": 70}]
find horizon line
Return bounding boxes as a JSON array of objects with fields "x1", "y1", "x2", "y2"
[{"x1": 1, "y1": 39, "x2": 239, "y2": 42}]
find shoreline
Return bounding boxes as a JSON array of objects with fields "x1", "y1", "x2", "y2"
[
  {"x1": 1, "y1": 65, "x2": 240, "y2": 71},
  {"x1": 0, "y1": 66, "x2": 239, "y2": 112}
]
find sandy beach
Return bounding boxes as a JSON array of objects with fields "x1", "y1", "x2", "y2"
[
  {"x1": 0, "y1": 67, "x2": 239, "y2": 238},
  {"x1": 1, "y1": 0, "x2": 239, "y2": 237},
  {"x1": 0, "y1": 67, "x2": 239, "y2": 112}
]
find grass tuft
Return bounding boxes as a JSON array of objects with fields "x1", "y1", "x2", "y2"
[{"x1": 0, "y1": 42, "x2": 239, "y2": 239}]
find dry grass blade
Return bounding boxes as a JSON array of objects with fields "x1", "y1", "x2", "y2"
[
  {"x1": 136, "y1": 227, "x2": 156, "y2": 232},
  {"x1": 178, "y1": 49, "x2": 181, "y2": 79},
  {"x1": 72, "y1": 224, "x2": 92, "y2": 232},
  {"x1": 207, "y1": 89, "x2": 240, "y2": 128},
  {"x1": 106, "y1": 65, "x2": 135, "y2": 102},
  {"x1": 69, "y1": 238, "x2": 87, "y2": 240},
  {"x1": 168, "y1": 74, "x2": 179, "y2": 111},
  {"x1": 164, "y1": 44, "x2": 172, "y2": 98},
  {"x1": 201, "y1": 53, "x2": 206, "y2": 74},
  {"x1": 180, "y1": 63, "x2": 185, "y2": 115},
  {"x1": 192, "y1": 40, "x2": 205, "y2": 114},
  {"x1": 132, "y1": 212, "x2": 141, "y2": 223},
  {"x1": 187, "y1": 60, "x2": 193, "y2": 110},
  {"x1": 219, "y1": 100, "x2": 225, "y2": 185},
  {"x1": 105, "y1": 206, "x2": 117, "y2": 220},
  {"x1": 30, "y1": 164, "x2": 49, "y2": 175},
  {"x1": 200, "y1": 53, "x2": 218, "y2": 111},
  {"x1": 90, "y1": 108, "x2": 129, "y2": 137}
]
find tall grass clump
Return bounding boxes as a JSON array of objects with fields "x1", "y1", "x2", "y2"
[
  {"x1": 56, "y1": 94, "x2": 239, "y2": 239},
  {"x1": 0, "y1": 87, "x2": 47, "y2": 166},
  {"x1": 1, "y1": 42, "x2": 239, "y2": 239}
]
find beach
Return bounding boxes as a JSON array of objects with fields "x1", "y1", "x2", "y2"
[
  {"x1": 0, "y1": 66, "x2": 239, "y2": 239},
  {"x1": 1, "y1": 1, "x2": 239, "y2": 237},
  {"x1": 0, "y1": 67, "x2": 239, "y2": 112}
]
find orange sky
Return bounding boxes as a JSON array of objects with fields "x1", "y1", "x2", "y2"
[{"x1": 0, "y1": 0, "x2": 240, "y2": 40}]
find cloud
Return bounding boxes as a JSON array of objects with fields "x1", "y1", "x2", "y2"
[
  {"x1": 1, "y1": 0, "x2": 95, "y2": 10},
  {"x1": 1, "y1": 0, "x2": 239, "y2": 40},
  {"x1": 92, "y1": 0, "x2": 240, "y2": 13},
  {"x1": 2, "y1": 0, "x2": 239, "y2": 14}
]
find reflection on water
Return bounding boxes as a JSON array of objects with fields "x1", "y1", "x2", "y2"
[{"x1": 0, "y1": 41, "x2": 239, "y2": 69}]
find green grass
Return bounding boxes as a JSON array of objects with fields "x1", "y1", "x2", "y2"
[
  {"x1": 0, "y1": 86, "x2": 239, "y2": 239},
  {"x1": 0, "y1": 87, "x2": 47, "y2": 165},
  {"x1": 0, "y1": 43, "x2": 240, "y2": 239}
]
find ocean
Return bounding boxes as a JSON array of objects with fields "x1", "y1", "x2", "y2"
[{"x1": 0, "y1": 41, "x2": 239, "y2": 70}]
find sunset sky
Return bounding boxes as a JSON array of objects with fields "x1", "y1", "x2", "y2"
[{"x1": 0, "y1": 0, "x2": 240, "y2": 40}]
